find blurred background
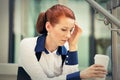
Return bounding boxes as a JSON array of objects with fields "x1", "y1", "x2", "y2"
[{"x1": 0, "y1": 0, "x2": 120, "y2": 80}]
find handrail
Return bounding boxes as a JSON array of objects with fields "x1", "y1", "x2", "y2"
[
  {"x1": 85, "y1": 0, "x2": 120, "y2": 80},
  {"x1": 86, "y1": 0, "x2": 120, "y2": 28}
]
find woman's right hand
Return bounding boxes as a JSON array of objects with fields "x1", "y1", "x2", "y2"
[
  {"x1": 80, "y1": 64, "x2": 107, "y2": 79},
  {"x1": 68, "y1": 23, "x2": 82, "y2": 51}
]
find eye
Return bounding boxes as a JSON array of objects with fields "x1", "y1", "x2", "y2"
[
  {"x1": 70, "y1": 29, "x2": 73, "y2": 32},
  {"x1": 70, "y1": 27, "x2": 74, "y2": 33},
  {"x1": 61, "y1": 28, "x2": 67, "y2": 31}
]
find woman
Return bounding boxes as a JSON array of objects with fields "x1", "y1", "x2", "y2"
[{"x1": 17, "y1": 4, "x2": 107, "y2": 80}]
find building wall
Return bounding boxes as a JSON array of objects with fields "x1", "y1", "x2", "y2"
[{"x1": 0, "y1": 0, "x2": 9, "y2": 63}]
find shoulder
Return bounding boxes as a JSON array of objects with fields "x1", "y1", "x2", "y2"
[
  {"x1": 21, "y1": 37, "x2": 37, "y2": 44},
  {"x1": 20, "y1": 37, "x2": 38, "y2": 48}
]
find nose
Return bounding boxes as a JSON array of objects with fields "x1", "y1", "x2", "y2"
[{"x1": 66, "y1": 31, "x2": 71, "y2": 38}]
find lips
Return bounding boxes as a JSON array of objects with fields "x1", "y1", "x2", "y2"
[{"x1": 61, "y1": 40, "x2": 67, "y2": 43}]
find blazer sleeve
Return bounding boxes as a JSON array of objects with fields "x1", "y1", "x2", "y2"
[{"x1": 62, "y1": 51, "x2": 81, "y2": 80}]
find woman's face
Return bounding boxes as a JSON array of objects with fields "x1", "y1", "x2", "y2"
[{"x1": 47, "y1": 16, "x2": 75, "y2": 46}]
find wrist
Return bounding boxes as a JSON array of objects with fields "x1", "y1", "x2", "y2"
[
  {"x1": 80, "y1": 72, "x2": 86, "y2": 79},
  {"x1": 69, "y1": 45, "x2": 77, "y2": 51}
]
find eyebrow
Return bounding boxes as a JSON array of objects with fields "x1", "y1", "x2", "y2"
[{"x1": 63, "y1": 26, "x2": 74, "y2": 29}]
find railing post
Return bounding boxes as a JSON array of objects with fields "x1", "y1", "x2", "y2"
[{"x1": 111, "y1": 7, "x2": 120, "y2": 80}]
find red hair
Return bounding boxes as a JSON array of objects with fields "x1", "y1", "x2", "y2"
[{"x1": 36, "y1": 4, "x2": 75, "y2": 34}]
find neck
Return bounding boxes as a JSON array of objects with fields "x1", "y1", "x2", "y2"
[{"x1": 45, "y1": 35, "x2": 58, "y2": 52}]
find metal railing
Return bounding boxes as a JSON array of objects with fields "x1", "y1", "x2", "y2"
[
  {"x1": 85, "y1": 0, "x2": 120, "y2": 80},
  {"x1": 86, "y1": 0, "x2": 120, "y2": 28}
]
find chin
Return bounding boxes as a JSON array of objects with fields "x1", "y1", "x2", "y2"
[{"x1": 58, "y1": 43, "x2": 65, "y2": 46}]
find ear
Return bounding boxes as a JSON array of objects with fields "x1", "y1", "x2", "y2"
[{"x1": 45, "y1": 21, "x2": 53, "y2": 32}]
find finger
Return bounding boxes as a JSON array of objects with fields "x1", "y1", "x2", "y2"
[
  {"x1": 94, "y1": 70, "x2": 107, "y2": 74},
  {"x1": 88, "y1": 73, "x2": 104, "y2": 78},
  {"x1": 74, "y1": 22, "x2": 82, "y2": 31},
  {"x1": 94, "y1": 74, "x2": 106, "y2": 78},
  {"x1": 93, "y1": 64, "x2": 105, "y2": 67},
  {"x1": 93, "y1": 64, "x2": 107, "y2": 71},
  {"x1": 95, "y1": 66, "x2": 106, "y2": 70},
  {"x1": 91, "y1": 71, "x2": 107, "y2": 78},
  {"x1": 75, "y1": 24, "x2": 82, "y2": 33}
]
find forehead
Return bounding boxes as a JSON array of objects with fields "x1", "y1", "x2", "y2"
[{"x1": 57, "y1": 16, "x2": 75, "y2": 28}]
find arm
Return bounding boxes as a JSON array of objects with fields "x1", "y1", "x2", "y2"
[
  {"x1": 67, "y1": 24, "x2": 107, "y2": 79},
  {"x1": 61, "y1": 23, "x2": 82, "y2": 80},
  {"x1": 62, "y1": 51, "x2": 81, "y2": 80},
  {"x1": 68, "y1": 23, "x2": 82, "y2": 51}
]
